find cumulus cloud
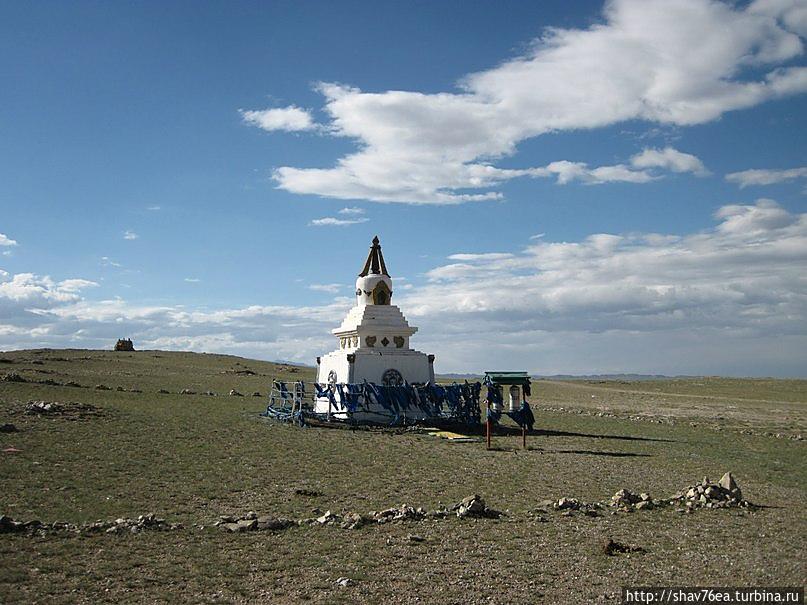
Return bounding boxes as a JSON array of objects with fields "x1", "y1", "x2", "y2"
[
  {"x1": 184, "y1": 277, "x2": 201, "y2": 283},
  {"x1": 241, "y1": 106, "x2": 316, "y2": 132},
  {"x1": 249, "y1": 0, "x2": 807, "y2": 204},
  {"x1": 0, "y1": 273, "x2": 97, "y2": 314},
  {"x1": 338, "y1": 207, "x2": 365, "y2": 215},
  {"x1": 0, "y1": 233, "x2": 18, "y2": 247},
  {"x1": 308, "y1": 216, "x2": 369, "y2": 227},
  {"x1": 405, "y1": 199, "x2": 805, "y2": 335},
  {"x1": 726, "y1": 166, "x2": 807, "y2": 187},
  {"x1": 630, "y1": 147, "x2": 709, "y2": 175},
  {"x1": 123, "y1": 230, "x2": 139, "y2": 240}
]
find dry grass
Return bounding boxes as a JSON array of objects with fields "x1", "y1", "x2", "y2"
[{"x1": 0, "y1": 349, "x2": 805, "y2": 604}]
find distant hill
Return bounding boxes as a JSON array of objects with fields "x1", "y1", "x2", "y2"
[
  {"x1": 536, "y1": 373, "x2": 690, "y2": 381},
  {"x1": 439, "y1": 372, "x2": 689, "y2": 381}
]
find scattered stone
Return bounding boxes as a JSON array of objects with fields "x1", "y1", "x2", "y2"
[
  {"x1": 256, "y1": 516, "x2": 295, "y2": 531},
  {"x1": 341, "y1": 512, "x2": 366, "y2": 529},
  {"x1": 408, "y1": 534, "x2": 425, "y2": 543},
  {"x1": 25, "y1": 401, "x2": 63, "y2": 415},
  {"x1": 23, "y1": 401, "x2": 101, "y2": 419},
  {"x1": 229, "y1": 389, "x2": 243, "y2": 397},
  {"x1": 252, "y1": 392, "x2": 262, "y2": 397},
  {"x1": 0, "y1": 513, "x2": 181, "y2": 535},
  {"x1": 555, "y1": 497, "x2": 582, "y2": 511},
  {"x1": 202, "y1": 391, "x2": 216, "y2": 397},
  {"x1": 215, "y1": 513, "x2": 294, "y2": 532},
  {"x1": 316, "y1": 510, "x2": 340, "y2": 525},
  {"x1": 610, "y1": 489, "x2": 643, "y2": 510},
  {"x1": 1, "y1": 372, "x2": 26, "y2": 383},
  {"x1": 180, "y1": 389, "x2": 196, "y2": 395},
  {"x1": 94, "y1": 384, "x2": 111, "y2": 391},
  {"x1": 603, "y1": 539, "x2": 646, "y2": 556},
  {"x1": 335, "y1": 577, "x2": 352, "y2": 587},
  {"x1": 158, "y1": 389, "x2": 170, "y2": 394},
  {"x1": 0, "y1": 423, "x2": 17, "y2": 433},
  {"x1": 719, "y1": 472, "x2": 738, "y2": 493},
  {"x1": 454, "y1": 495, "x2": 502, "y2": 519},
  {"x1": 670, "y1": 472, "x2": 747, "y2": 509},
  {"x1": 64, "y1": 381, "x2": 82, "y2": 388},
  {"x1": 116, "y1": 386, "x2": 125, "y2": 392}
]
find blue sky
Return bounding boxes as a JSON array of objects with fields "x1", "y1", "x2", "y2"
[{"x1": 1, "y1": 0, "x2": 806, "y2": 376}]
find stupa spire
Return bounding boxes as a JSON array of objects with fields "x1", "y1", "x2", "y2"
[{"x1": 358, "y1": 235, "x2": 389, "y2": 277}]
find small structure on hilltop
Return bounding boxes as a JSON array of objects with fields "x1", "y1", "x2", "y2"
[{"x1": 114, "y1": 338, "x2": 135, "y2": 352}]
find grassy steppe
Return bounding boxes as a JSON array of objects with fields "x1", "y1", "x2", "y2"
[{"x1": 1, "y1": 349, "x2": 805, "y2": 604}]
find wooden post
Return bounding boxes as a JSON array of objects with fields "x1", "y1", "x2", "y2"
[
  {"x1": 522, "y1": 425, "x2": 527, "y2": 449},
  {"x1": 486, "y1": 418, "x2": 492, "y2": 450}
]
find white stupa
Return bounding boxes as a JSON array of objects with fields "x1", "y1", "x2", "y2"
[{"x1": 315, "y1": 236, "x2": 435, "y2": 398}]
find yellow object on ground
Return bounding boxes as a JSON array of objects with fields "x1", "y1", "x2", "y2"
[{"x1": 428, "y1": 431, "x2": 479, "y2": 442}]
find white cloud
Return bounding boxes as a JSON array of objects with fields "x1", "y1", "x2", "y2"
[
  {"x1": 123, "y1": 230, "x2": 139, "y2": 240},
  {"x1": 448, "y1": 253, "x2": 515, "y2": 262},
  {"x1": 308, "y1": 216, "x2": 369, "y2": 227},
  {"x1": 726, "y1": 166, "x2": 807, "y2": 187},
  {"x1": 540, "y1": 161, "x2": 657, "y2": 185},
  {"x1": 0, "y1": 233, "x2": 18, "y2": 247},
  {"x1": 308, "y1": 283, "x2": 342, "y2": 293},
  {"x1": 751, "y1": 0, "x2": 807, "y2": 37},
  {"x1": 630, "y1": 147, "x2": 709, "y2": 175},
  {"x1": 253, "y1": 0, "x2": 807, "y2": 204},
  {"x1": 184, "y1": 277, "x2": 201, "y2": 283},
  {"x1": 101, "y1": 256, "x2": 122, "y2": 268},
  {"x1": 241, "y1": 106, "x2": 316, "y2": 132},
  {"x1": 0, "y1": 273, "x2": 97, "y2": 307},
  {"x1": 338, "y1": 207, "x2": 365, "y2": 215},
  {"x1": 146, "y1": 205, "x2": 161, "y2": 211}
]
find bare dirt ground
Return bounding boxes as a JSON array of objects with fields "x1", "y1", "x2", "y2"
[{"x1": 0, "y1": 350, "x2": 804, "y2": 604}]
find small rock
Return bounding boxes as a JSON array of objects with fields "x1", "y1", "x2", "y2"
[
  {"x1": 0, "y1": 423, "x2": 17, "y2": 433},
  {"x1": 335, "y1": 577, "x2": 352, "y2": 587},
  {"x1": 180, "y1": 389, "x2": 196, "y2": 395},
  {"x1": 252, "y1": 392, "x2": 262, "y2": 397},
  {"x1": 555, "y1": 497, "x2": 581, "y2": 511},
  {"x1": 341, "y1": 512, "x2": 365, "y2": 530},
  {"x1": 408, "y1": 534, "x2": 425, "y2": 543},
  {"x1": 718, "y1": 472, "x2": 738, "y2": 493},
  {"x1": 256, "y1": 516, "x2": 294, "y2": 531},
  {"x1": 316, "y1": 511, "x2": 339, "y2": 525},
  {"x1": 229, "y1": 389, "x2": 243, "y2": 397},
  {"x1": 236, "y1": 519, "x2": 257, "y2": 531}
]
